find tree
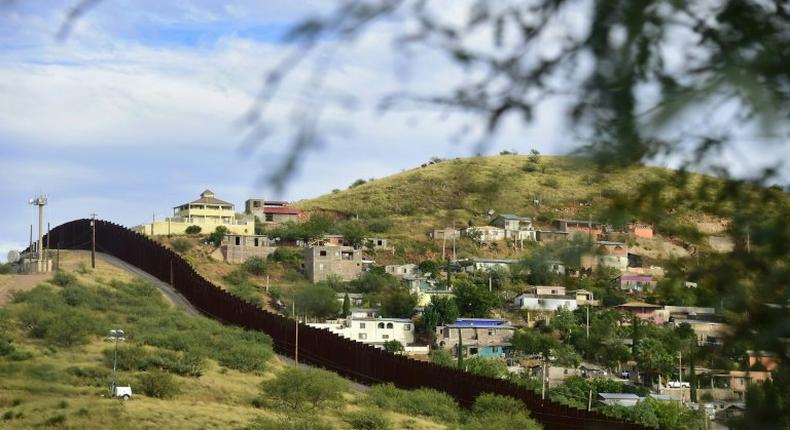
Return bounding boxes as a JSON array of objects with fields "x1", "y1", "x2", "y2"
[
  {"x1": 259, "y1": 367, "x2": 349, "y2": 411},
  {"x1": 340, "y1": 220, "x2": 368, "y2": 248},
  {"x1": 243, "y1": 256, "x2": 269, "y2": 276},
  {"x1": 417, "y1": 260, "x2": 440, "y2": 277},
  {"x1": 464, "y1": 356, "x2": 508, "y2": 379},
  {"x1": 380, "y1": 289, "x2": 417, "y2": 318},
  {"x1": 383, "y1": 340, "x2": 405, "y2": 354},
  {"x1": 184, "y1": 225, "x2": 201, "y2": 235},
  {"x1": 208, "y1": 226, "x2": 229, "y2": 247},
  {"x1": 341, "y1": 292, "x2": 351, "y2": 317},
  {"x1": 295, "y1": 285, "x2": 340, "y2": 319},
  {"x1": 550, "y1": 306, "x2": 579, "y2": 341},
  {"x1": 453, "y1": 279, "x2": 498, "y2": 318},
  {"x1": 635, "y1": 338, "x2": 675, "y2": 384},
  {"x1": 429, "y1": 349, "x2": 455, "y2": 368},
  {"x1": 511, "y1": 329, "x2": 559, "y2": 359}
]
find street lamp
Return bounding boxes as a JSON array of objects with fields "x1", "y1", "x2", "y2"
[{"x1": 108, "y1": 329, "x2": 125, "y2": 396}]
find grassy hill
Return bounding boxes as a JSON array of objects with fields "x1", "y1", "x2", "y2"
[
  {"x1": 0, "y1": 252, "x2": 507, "y2": 430},
  {"x1": 295, "y1": 155, "x2": 717, "y2": 238}
]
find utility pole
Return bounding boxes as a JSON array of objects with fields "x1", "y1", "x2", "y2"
[
  {"x1": 586, "y1": 305, "x2": 590, "y2": 340},
  {"x1": 541, "y1": 358, "x2": 547, "y2": 400},
  {"x1": 588, "y1": 389, "x2": 593, "y2": 411},
  {"x1": 679, "y1": 352, "x2": 683, "y2": 405},
  {"x1": 90, "y1": 213, "x2": 97, "y2": 269},
  {"x1": 457, "y1": 328, "x2": 463, "y2": 369},
  {"x1": 488, "y1": 276, "x2": 492, "y2": 293},
  {"x1": 452, "y1": 235, "x2": 456, "y2": 261},
  {"x1": 265, "y1": 275, "x2": 270, "y2": 294},
  {"x1": 293, "y1": 300, "x2": 299, "y2": 364},
  {"x1": 442, "y1": 233, "x2": 446, "y2": 261}
]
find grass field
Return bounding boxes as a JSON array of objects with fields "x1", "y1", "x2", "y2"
[{"x1": 0, "y1": 251, "x2": 534, "y2": 430}]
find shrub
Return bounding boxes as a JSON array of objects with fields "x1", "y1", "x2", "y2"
[
  {"x1": 171, "y1": 238, "x2": 192, "y2": 254},
  {"x1": 43, "y1": 414, "x2": 67, "y2": 427},
  {"x1": 269, "y1": 248, "x2": 303, "y2": 265},
  {"x1": 522, "y1": 162, "x2": 539, "y2": 173},
  {"x1": 50, "y1": 271, "x2": 77, "y2": 287},
  {"x1": 0, "y1": 263, "x2": 10, "y2": 274},
  {"x1": 464, "y1": 356, "x2": 508, "y2": 379},
  {"x1": 259, "y1": 367, "x2": 349, "y2": 411},
  {"x1": 540, "y1": 177, "x2": 560, "y2": 189},
  {"x1": 383, "y1": 340, "x2": 404, "y2": 354},
  {"x1": 0, "y1": 337, "x2": 14, "y2": 356},
  {"x1": 67, "y1": 366, "x2": 112, "y2": 387},
  {"x1": 2, "y1": 410, "x2": 14, "y2": 420},
  {"x1": 429, "y1": 349, "x2": 455, "y2": 368},
  {"x1": 137, "y1": 370, "x2": 180, "y2": 399},
  {"x1": 349, "y1": 178, "x2": 367, "y2": 188},
  {"x1": 185, "y1": 225, "x2": 202, "y2": 234},
  {"x1": 246, "y1": 416, "x2": 334, "y2": 430},
  {"x1": 208, "y1": 226, "x2": 229, "y2": 247},
  {"x1": 367, "y1": 384, "x2": 459, "y2": 423},
  {"x1": 464, "y1": 393, "x2": 541, "y2": 430},
  {"x1": 243, "y1": 257, "x2": 269, "y2": 276},
  {"x1": 366, "y1": 218, "x2": 393, "y2": 233},
  {"x1": 345, "y1": 408, "x2": 391, "y2": 430}
]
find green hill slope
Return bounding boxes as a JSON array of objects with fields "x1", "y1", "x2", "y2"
[{"x1": 296, "y1": 155, "x2": 712, "y2": 238}]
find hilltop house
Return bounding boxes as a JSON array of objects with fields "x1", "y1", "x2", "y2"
[
  {"x1": 303, "y1": 245, "x2": 362, "y2": 283},
  {"x1": 430, "y1": 228, "x2": 461, "y2": 240},
  {"x1": 219, "y1": 234, "x2": 276, "y2": 263},
  {"x1": 582, "y1": 241, "x2": 629, "y2": 271},
  {"x1": 512, "y1": 288, "x2": 579, "y2": 312},
  {"x1": 245, "y1": 199, "x2": 301, "y2": 223},
  {"x1": 669, "y1": 317, "x2": 731, "y2": 346},
  {"x1": 465, "y1": 226, "x2": 506, "y2": 243},
  {"x1": 465, "y1": 257, "x2": 518, "y2": 272},
  {"x1": 616, "y1": 302, "x2": 669, "y2": 325},
  {"x1": 134, "y1": 190, "x2": 255, "y2": 236},
  {"x1": 490, "y1": 214, "x2": 536, "y2": 241},
  {"x1": 618, "y1": 274, "x2": 657, "y2": 293},
  {"x1": 385, "y1": 264, "x2": 419, "y2": 278},
  {"x1": 552, "y1": 218, "x2": 604, "y2": 239},
  {"x1": 435, "y1": 319, "x2": 514, "y2": 358}
]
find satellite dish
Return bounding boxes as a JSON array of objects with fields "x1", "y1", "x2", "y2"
[{"x1": 7, "y1": 250, "x2": 20, "y2": 264}]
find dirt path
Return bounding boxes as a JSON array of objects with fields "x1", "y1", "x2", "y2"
[{"x1": 0, "y1": 272, "x2": 50, "y2": 306}]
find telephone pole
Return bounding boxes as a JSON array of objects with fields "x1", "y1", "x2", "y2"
[
  {"x1": 586, "y1": 305, "x2": 590, "y2": 340},
  {"x1": 90, "y1": 213, "x2": 97, "y2": 269},
  {"x1": 293, "y1": 300, "x2": 299, "y2": 364}
]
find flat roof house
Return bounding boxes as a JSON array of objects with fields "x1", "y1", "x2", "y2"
[
  {"x1": 436, "y1": 319, "x2": 515, "y2": 358},
  {"x1": 304, "y1": 245, "x2": 362, "y2": 283},
  {"x1": 245, "y1": 199, "x2": 301, "y2": 223},
  {"x1": 220, "y1": 234, "x2": 276, "y2": 263}
]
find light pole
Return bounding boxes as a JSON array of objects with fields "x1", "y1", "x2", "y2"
[{"x1": 108, "y1": 329, "x2": 125, "y2": 396}]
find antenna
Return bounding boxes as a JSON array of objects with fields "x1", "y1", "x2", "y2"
[{"x1": 29, "y1": 194, "x2": 49, "y2": 272}]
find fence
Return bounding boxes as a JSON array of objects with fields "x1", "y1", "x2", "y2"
[{"x1": 44, "y1": 219, "x2": 651, "y2": 430}]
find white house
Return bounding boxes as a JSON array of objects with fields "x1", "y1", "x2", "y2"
[
  {"x1": 513, "y1": 293, "x2": 578, "y2": 311},
  {"x1": 466, "y1": 226, "x2": 506, "y2": 243},
  {"x1": 307, "y1": 317, "x2": 415, "y2": 348},
  {"x1": 385, "y1": 264, "x2": 419, "y2": 278},
  {"x1": 466, "y1": 258, "x2": 517, "y2": 272}
]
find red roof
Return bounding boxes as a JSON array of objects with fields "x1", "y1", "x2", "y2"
[{"x1": 264, "y1": 207, "x2": 300, "y2": 215}]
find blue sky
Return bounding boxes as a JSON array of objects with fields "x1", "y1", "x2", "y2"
[{"x1": 0, "y1": 1, "x2": 786, "y2": 261}]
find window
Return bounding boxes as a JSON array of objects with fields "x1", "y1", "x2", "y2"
[
  {"x1": 358, "y1": 333, "x2": 367, "y2": 340},
  {"x1": 359, "y1": 323, "x2": 366, "y2": 329},
  {"x1": 378, "y1": 323, "x2": 385, "y2": 329},
  {"x1": 488, "y1": 329, "x2": 494, "y2": 336},
  {"x1": 403, "y1": 324, "x2": 411, "y2": 330},
  {"x1": 470, "y1": 347, "x2": 479, "y2": 355},
  {"x1": 386, "y1": 323, "x2": 393, "y2": 329},
  {"x1": 265, "y1": 213, "x2": 274, "y2": 222},
  {"x1": 318, "y1": 263, "x2": 324, "y2": 271},
  {"x1": 492, "y1": 347, "x2": 499, "y2": 353},
  {"x1": 382, "y1": 335, "x2": 389, "y2": 340},
  {"x1": 377, "y1": 240, "x2": 383, "y2": 246},
  {"x1": 235, "y1": 237, "x2": 241, "y2": 246},
  {"x1": 319, "y1": 250, "x2": 327, "y2": 256},
  {"x1": 254, "y1": 238, "x2": 259, "y2": 247}
]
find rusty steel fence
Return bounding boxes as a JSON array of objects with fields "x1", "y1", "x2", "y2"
[{"x1": 44, "y1": 219, "x2": 652, "y2": 430}]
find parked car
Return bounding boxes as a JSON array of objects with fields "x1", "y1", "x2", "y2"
[
  {"x1": 112, "y1": 386, "x2": 133, "y2": 400},
  {"x1": 667, "y1": 381, "x2": 690, "y2": 388}
]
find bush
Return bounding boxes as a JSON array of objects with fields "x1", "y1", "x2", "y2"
[
  {"x1": 522, "y1": 162, "x2": 539, "y2": 173},
  {"x1": 43, "y1": 414, "x2": 67, "y2": 427},
  {"x1": 383, "y1": 340, "x2": 404, "y2": 354},
  {"x1": 67, "y1": 366, "x2": 112, "y2": 387},
  {"x1": 367, "y1": 384, "x2": 459, "y2": 423},
  {"x1": 102, "y1": 345, "x2": 205, "y2": 377},
  {"x1": 269, "y1": 247, "x2": 304, "y2": 265},
  {"x1": 464, "y1": 356, "x2": 508, "y2": 378},
  {"x1": 349, "y1": 178, "x2": 367, "y2": 188},
  {"x1": 243, "y1": 257, "x2": 269, "y2": 276},
  {"x1": 429, "y1": 349, "x2": 455, "y2": 368},
  {"x1": 50, "y1": 271, "x2": 77, "y2": 287},
  {"x1": 259, "y1": 367, "x2": 349, "y2": 411},
  {"x1": 137, "y1": 370, "x2": 180, "y2": 399},
  {"x1": 540, "y1": 177, "x2": 560, "y2": 189},
  {"x1": 171, "y1": 238, "x2": 192, "y2": 254},
  {"x1": 366, "y1": 218, "x2": 393, "y2": 233},
  {"x1": 208, "y1": 226, "x2": 229, "y2": 247},
  {"x1": 0, "y1": 263, "x2": 10, "y2": 274},
  {"x1": 345, "y1": 408, "x2": 391, "y2": 430},
  {"x1": 464, "y1": 393, "x2": 541, "y2": 430},
  {"x1": 246, "y1": 416, "x2": 335, "y2": 430},
  {"x1": 185, "y1": 225, "x2": 202, "y2": 234}
]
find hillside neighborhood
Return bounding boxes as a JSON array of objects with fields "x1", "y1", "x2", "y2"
[{"x1": 121, "y1": 184, "x2": 771, "y2": 427}]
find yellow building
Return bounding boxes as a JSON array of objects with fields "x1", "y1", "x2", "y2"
[{"x1": 134, "y1": 190, "x2": 254, "y2": 236}]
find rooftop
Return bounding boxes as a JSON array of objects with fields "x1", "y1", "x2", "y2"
[
  {"x1": 553, "y1": 218, "x2": 602, "y2": 225},
  {"x1": 175, "y1": 190, "x2": 234, "y2": 208},
  {"x1": 263, "y1": 206, "x2": 300, "y2": 215},
  {"x1": 598, "y1": 393, "x2": 641, "y2": 400},
  {"x1": 617, "y1": 301, "x2": 663, "y2": 309},
  {"x1": 495, "y1": 214, "x2": 532, "y2": 221},
  {"x1": 450, "y1": 318, "x2": 510, "y2": 327}
]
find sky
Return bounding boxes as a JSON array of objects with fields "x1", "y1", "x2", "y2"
[{"x1": 0, "y1": 1, "x2": 786, "y2": 262}]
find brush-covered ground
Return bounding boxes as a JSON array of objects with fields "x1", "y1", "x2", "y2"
[{"x1": 0, "y1": 251, "x2": 541, "y2": 429}]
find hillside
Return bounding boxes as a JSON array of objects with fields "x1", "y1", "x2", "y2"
[
  {"x1": 295, "y1": 155, "x2": 722, "y2": 241},
  {"x1": 0, "y1": 252, "x2": 485, "y2": 430}
]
